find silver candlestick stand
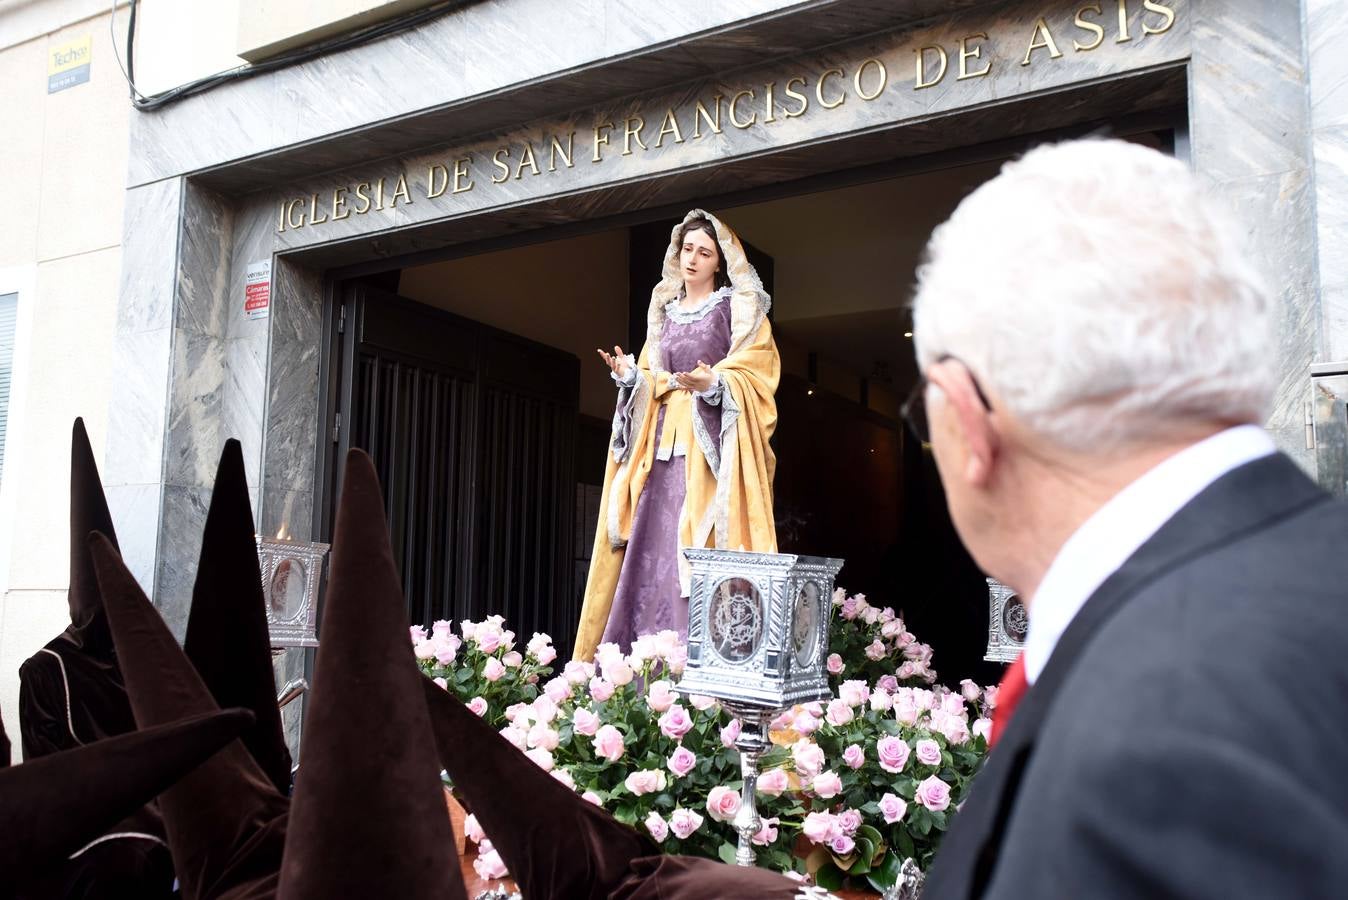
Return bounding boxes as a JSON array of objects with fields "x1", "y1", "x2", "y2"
[{"x1": 725, "y1": 705, "x2": 774, "y2": 866}]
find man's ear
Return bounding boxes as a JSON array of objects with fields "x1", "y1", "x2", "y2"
[{"x1": 928, "y1": 361, "x2": 998, "y2": 488}]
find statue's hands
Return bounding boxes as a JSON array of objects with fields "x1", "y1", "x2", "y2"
[
  {"x1": 675, "y1": 361, "x2": 716, "y2": 393},
  {"x1": 597, "y1": 345, "x2": 631, "y2": 379}
]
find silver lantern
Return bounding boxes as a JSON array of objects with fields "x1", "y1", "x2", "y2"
[
  {"x1": 256, "y1": 535, "x2": 330, "y2": 649},
  {"x1": 678, "y1": 548, "x2": 843, "y2": 867},
  {"x1": 984, "y1": 577, "x2": 1027, "y2": 664}
]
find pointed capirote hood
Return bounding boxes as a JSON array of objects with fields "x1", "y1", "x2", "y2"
[
  {"x1": 184, "y1": 439, "x2": 292, "y2": 795},
  {"x1": 277, "y1": 449, "x2": 464, "y2": 900},
  {"x1": 645, "y1": 208, "x2": 772, "y2": 373},
  {"x1": 0, "y1": 708, "x2": 252, "y2": 883},
  {"x1": 421, "y1": 679, "x2": 660, "y2": 900},
  {"x1": 65, "y1": 417, "x2": 119, "y2": 653},
  {"x1": 89, "y1": 533, "x2": 288, "y2": 900}
]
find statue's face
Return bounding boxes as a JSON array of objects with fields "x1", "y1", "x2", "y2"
[{"x1": 679, "y1": 226, "x2": 720, "y2": 294}]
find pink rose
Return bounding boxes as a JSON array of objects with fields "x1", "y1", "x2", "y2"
[
  {"x1": 960, "y1": 678, "x2": 982, "y2": 703},
  {"x1": 915, "y1": 739, "x2": 942, "y2": 766},
  {"x1": 706, "y1": 785, "x2": 742, "y2": 823},
  {"x1": 912, "y1": 689, "x2": 935, "y2": 710},
  {"x1": 473, "y1": 848, "x2": 508, "y2": 880},
  {"x1": 410, "y1": 625, "x2": 428, "y2": 644},
  {"x1": 646, "y1": 680, "x2": 677, "y2": 713},
  {"x1": 792, "y1": 711, "x2": 821, "y2": 735},
  {"x1": 689, "y1": 693, "x2": 718, "y2": 711},
  {"x1": 830, "y1": 834, "x2": 856, "y2": 856},
  {"x1": 826, "y1": 653, "x2": 845, "y2": 675},
  {"x1": 482, "y1": 657, "x2": 507, "y2": 682},
  {"x1": 825, "y1": 699, "x2": 854, "y2": 727},
  {"x1": 582, "y1": 791, "x2": 603, "y2": 805},
  {"x1": 792, "y1": 740, "x2": 826, "y2": 778},
  {"x1": 624, "y1": 769, "x2": 667, "y2": 796},
  {"x1": 658, "y1": 704, "x2": 693, "y2": 740},
  {"x1": 983, "y1": 685, "x2": 999, "y2": 709},
  {"x1": 837, "y1": 809, "x2": 862, "y2": 835},
  {"x1": 941, "y1": 716, "x2": 971, "y2": 746},
  {"x1": 972, "y1": 717, "x2": 992, "y2": 741},
  {"x1": 881, "y1": 619, "x2": 903, "y2": 639},
  {"x1": 894, "y1": 696, "x2": 920, "y2": 727},
  {"x1": 879, "y1": 792, "x2": 908, "y2": 824},
  {"x1": 840, "y1": 596, "x2": 860, "y2": 620},
  {"x1": 669, "y1": 808, "x2": 704, "y2": 840},
  {"x1": 476, "y1": 629, "x2": 503, "y2": 654},
  {"x1": 862, "y1": 607, "x2": 880, "y2": 626},
  {"x1": 865, "y1": 639, "x2": 887, "y2": 661},
  {"x1": 525, "y1": 747, "x2": 554, "y2": 771},
  {"x1": 897, "y1": 661, "x2": 917, "y2": 680},
  {"x1": 877, "y1": 675, "x2": 899, "y2": 693},
  {"x1": 756, "y1": 768, "x2": 789, "y2": 797},
  {"x1": 831, "y1": 586, "x2": 847, "y2": 606},
  {"x1": 667, "y1": 745, "x2": 697, "y2": 778},
  {"x1": 534, "y1": 645, "x2": 557, "y2": 666},
  {"x1": 602, "y1": 658, "x2": 635, "y2": 686},
  {"x1": 593, "y1": 642, "x2": 623, "y2": 669},
  {"x1": 531, "y1": 695, "x2": 558, "y2": 724},
  {"x1": 434, "y1": 638, "x2": 460, "y2": 666},
  {"x1": 752, "y1": 816, "x2": 779, "y2": 846},
  {"x1": 842, "y1": 744, "x2": 864, "y2": 770},
  {"x1": 563, "y1": 660, "x2": 591, "y2": 685},
  {"x1": 544, "y1": 677, "x2": 572, "y2": 704},
  {"x1": 528, "y1": 723, "x2": 560, "y2": 751},
  {"x1": 811, "y1": 770, "x2": 842, "y2": 799},
  {"x1": 500, "y1": 726, "x2": 527, "y2": 750},
  {"x1": 839, "y1": 680, "x2": 870, "y2": 707},
  {"x1": 720, "y1": 718, "x2": 742, "y2": 748},
  {"x1": 593, "y1": 724, "x2": 625, "y2": 762},
  {"x1": 464, "y1": 813, "x2": 485, "y2": 843},
  {"x1": 572, "y1": 706, "x2": 600, "y2": 736},
  {"x1": 466, "y1": 696, "x2": 488, "y2": 717},
  {"x1": 802, "y1": 811, "x2": 835, "y2": 844},
  {"x1": 551, "y1": 768, "x2": 576, "y2": 790},
  {"x1": 870, "y1": 690, "x2": 893, "y2": 713},
  {"x1": 876, "y1": 736, "x2": 910, "y2": 773},
  {"x1": 432, "y1": 677, "x2": 448, "y2": 690},
  {"x1": 414, "y1": 640, "x2": 436, "y2": 660},
  {"x1": 589, "y1": 677, "x2": 615, "y2": 703},
  {"x1": 645, "y1": 812, "x2": 669, "y2": 842},
  {"x1": 526, "y1": 632, "x2": 553, "y2": 655},
  {"x1": 499, "y1": 650, "x2": 522, "y2": 668},
  {"x1": 914, "y1": 774, "x2": 951, "y2": 811}
]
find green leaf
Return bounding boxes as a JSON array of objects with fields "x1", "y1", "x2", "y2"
[
  {"x1": 717, "y1": 842, "x2": 737, "y2": 865},
  {"x1": 849, "y1": 836, "x2": 875, "y2": 875},
  {"x1": 866, "y1": 850, "x2": 904, "y2": 891},
  {"x1": 896, "y1": 828, "x2": 916, "y2": 860},
  {"x1": 815, "y1": 863, "x2": 845, "y2": 891}
]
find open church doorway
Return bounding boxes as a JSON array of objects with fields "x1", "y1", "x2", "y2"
[{"x1": 318, "y1": 123, "x2": 1178, "y2": 683}]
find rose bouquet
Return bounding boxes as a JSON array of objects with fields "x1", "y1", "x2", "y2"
[
  {"x1": 413, "y1": 616, "x2": 557, "y2": 729},
  {"x1": 824, "y1": 589, "x2": 938, "y2": 690}
]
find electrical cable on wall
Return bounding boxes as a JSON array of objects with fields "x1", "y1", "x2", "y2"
[{"x1": 110, "y1": 0, "x2": 479, "y2": 112}]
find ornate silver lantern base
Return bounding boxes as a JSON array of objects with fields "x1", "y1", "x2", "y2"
[
  {"x1": 722, "y1": 704, "x2": 775, "y2": 867},
  {"x1": 879, "y1": 858, "x2": 926, "y2": 899}
]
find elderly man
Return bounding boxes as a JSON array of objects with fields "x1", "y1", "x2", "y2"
[{"x1": 912, "y1": 140, "x2": 1348, "y2": 899}]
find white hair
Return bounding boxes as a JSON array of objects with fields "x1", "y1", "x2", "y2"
[{"x1": 912, "y1": 139, "x2": 1276, "y2": 452}]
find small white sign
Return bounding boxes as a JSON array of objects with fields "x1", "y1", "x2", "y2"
[{"x1": 244, "y1": 259, "x2": 271, "y2": 320}]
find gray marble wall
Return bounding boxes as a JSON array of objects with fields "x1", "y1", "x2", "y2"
[
  {"x1": 1188, "y1": 0, "x2": 1317, "y2": 468},
  {"x1": 1307, "y1": 0, "x2": 1348, "y2": 362}
]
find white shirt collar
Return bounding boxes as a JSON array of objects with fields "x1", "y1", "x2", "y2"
[{"x1": 1021, "y1": 425, "x2": 1276, "y2": 685}]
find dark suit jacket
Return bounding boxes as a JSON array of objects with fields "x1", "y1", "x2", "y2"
[{"x1": 923, "y1": 454, "x2": 1348, "y2": 899}]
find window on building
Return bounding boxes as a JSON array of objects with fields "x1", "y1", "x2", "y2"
[{"x1": 0, "y1": 293, "x2": 17, "y2": 484}]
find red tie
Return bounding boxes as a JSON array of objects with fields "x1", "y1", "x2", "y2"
[{"x1": 989, "y1": 656, "x2": 1028, "y2": 749}]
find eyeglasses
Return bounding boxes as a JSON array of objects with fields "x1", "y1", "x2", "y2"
[{"x1": 900, "y1": 355, "x2": 993, "y2": 445}]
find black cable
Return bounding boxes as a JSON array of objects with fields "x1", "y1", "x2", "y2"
[{"x1": 118, "y1": 0, "x2": 479, "y2": 113}]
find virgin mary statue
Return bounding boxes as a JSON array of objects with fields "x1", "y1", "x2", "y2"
[{"x1": 574, "y1": 209, "x2": 780, "y2": 661}]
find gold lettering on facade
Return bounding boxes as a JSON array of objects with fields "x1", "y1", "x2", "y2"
[
  {"x1": 763, "y1": 82, "x2": 777, "y2": 123},
  {"x1": 390, "y1": 174, "x2": 411, "y2": 207},
  {"x1": 308, "y1": 192, "x2": 329, "y2": 225},
  {"x1": 491, "y1": 148, "x2": 511, "y2": 183},
  {"x1": 332, "y1": 187, "x2": 351, "y2": 220},
  {"x1": 1142, "y1": 0, "x2": 1176, "y2": 35},
  {"x1": 1073, "y1": 3, "x2": 1106, "y2": 51},
  {"x1": 915, "y1": 46, "x2": 948, "y2": 89},
  {"x1": 427, "y1": 164, "x2": 449, "y2": 199},
  {"x1": 1116, "y1": 0, "x2": 1132, "y2": 42},
  {"x1": 593, "y1": 122, "x2": 613, "y2": 162},
  {"x1": 374, "y1": 177, "x2": 386, "y2": 211},
  {"x1": 729, "y1": 90, "x2": 757, "y2": 128},
  {"x1": 957, "y1": 34, "x2": 992, "y2": 80},
  {"x1": 782, "y1": 76, "x2": 808, "y2": 118},
  {"x1": 453, "y1": 156, "x2": 474, "y2": 193},
  {"x1": 515, "y1": 142, "x2": 541, "y2": 178},
  {"x1": 622, "y1": 117, "x2": 648, "y2": 155},
  {"x1": 276, "y1": 202, "x2": 287, "y2": 233},
  {"x1": 286, "y1": 198, "x2": 305, "y2": 229},
  {"x1": 548, "y1": 134, "x2": 575, "y2": 170},
  {"x1": 854, "y1": 57, "x2": 887, "y2": 99},
  {"x1": 655, "y1": 109, "x2": 685, "y2": 147},
  {"x1": 353, "y1": 183, "x2": 372, "y2": 215},
  {"x1": 816, "y1": 68, "x2": 846, "y2": 109},
  {"x1": 693, "y1": 96, "x2": 723, "y2": 138},
  {"x1": 1022, "y1": 17, "x2": 1064, "y2": 65}
]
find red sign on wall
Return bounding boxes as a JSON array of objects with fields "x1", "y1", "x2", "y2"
[{"x1": 245, "y1": 259, "x2": 271, "y2": 320}]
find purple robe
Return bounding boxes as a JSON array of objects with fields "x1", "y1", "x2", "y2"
[{"x1": 600, "y1": 294, "x2": 732, "y2": 650}]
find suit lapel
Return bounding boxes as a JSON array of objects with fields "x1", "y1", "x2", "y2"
[{"x1": 921, "y1": 454, "x2": 1326, "y2": 899}]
